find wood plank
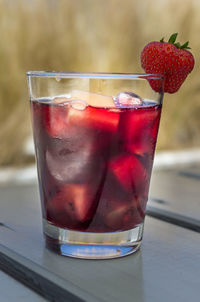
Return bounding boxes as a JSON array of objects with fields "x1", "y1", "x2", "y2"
[
  {"x1": 149, "y1": 164, "x2": 200, "y2": 224},
  {"x1": 1, "y1": 217, "x2": 200, "y2": 302},
  {"x1": 0, "y1": 244, "x2": 90, "y2": 302},
  {"x1": 0, "y1": 270, "x2": 47, "y2": 302},
  {"x1": 146, "y1": 205, "x2": 200, "y2": 232},
  {"x1": 0, "y1": 181, "x2": 200, "y2": 302}
]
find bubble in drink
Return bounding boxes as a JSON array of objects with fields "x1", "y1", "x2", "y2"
[{"x1": 115, "y1": 92, "x2": 143, "y2": 108}]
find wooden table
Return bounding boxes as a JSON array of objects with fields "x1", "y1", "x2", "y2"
[
  {"x1": 0, "y1": 164, "x2": 200, "y2": 302},
  {"x1": 149, "y1": 163, "x2": 200, "y2": 231},
  {"x1": 0, "y1": 270, "x2": 46, "y2": 302}
]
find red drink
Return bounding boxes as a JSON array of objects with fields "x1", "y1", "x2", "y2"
[
  {"x1": 31, "y1": 97, "x2": 161, "y2": 233},
  {"x1": 27, "y1": 72, "x2": 164, "y2": 258}
]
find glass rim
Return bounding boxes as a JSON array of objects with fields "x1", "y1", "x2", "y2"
[{"x1": 26, "y1": 70, "x2": 164, "y2": 80}]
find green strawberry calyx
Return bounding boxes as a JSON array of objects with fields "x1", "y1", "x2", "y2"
[{"x1": 160, "y1": 33, "x2": 191, "y2": 50}]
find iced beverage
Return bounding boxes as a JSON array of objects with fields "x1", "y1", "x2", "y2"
[{"x1": 27, "y1": 72, "x2": 163, "y2": 259}]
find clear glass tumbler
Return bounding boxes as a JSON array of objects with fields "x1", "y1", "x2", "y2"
[{"x1": 27, "y1": 71, "x2": 164, "y2": 259}]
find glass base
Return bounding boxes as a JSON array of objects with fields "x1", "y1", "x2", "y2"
[{"x1": 43, "y1": 219, "x2": 144, "y2": 259}]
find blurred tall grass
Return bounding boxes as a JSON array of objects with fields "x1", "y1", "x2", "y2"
[{"x1": 0, "y1": 0, "x2": 200, "y2": 166}]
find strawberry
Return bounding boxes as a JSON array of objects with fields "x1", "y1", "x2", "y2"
[{"x1": 141, "y1": 33, "x2": 195, "y2": 93}]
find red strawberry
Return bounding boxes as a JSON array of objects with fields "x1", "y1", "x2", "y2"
[{"x1": 141, "y1": 33, "x2": 195, "y2": 93}]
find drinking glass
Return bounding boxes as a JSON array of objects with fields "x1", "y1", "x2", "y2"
[{"x1": 27, "y1": 71, "x2": 164, "y2": 259}]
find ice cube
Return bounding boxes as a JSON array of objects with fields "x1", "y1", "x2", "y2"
[
  {"x1": 118, "y1": 106, "x2": 161, "y2": 155},
  {"x1": 52, "y1": 96, "x2": 70, "y2": 104},
  {"x1": 109, "y1": 154, "x2": 148, "y2": 191},
  {"x1": 64, "y1": 184, "x2": 99, "y2": 222},
  {"x1": 44, "y1": 105, "x2": 69, "y2": 138},
  {"x1": 70, "y1": 99, "x2": 88, "y2": 110},
  {"x1": 45, "y1": 133, "x2": 106, "y2": 183},
  {"x1": 48, "y1": 183, "x2": 100, "y2": 223},
  {"x1": 46, "y1": 142, "x2": 93, "y2": 183},
  {"x1": 104, "y1": 203, "x2": 131, "y2": 230},
  {"x1": 103, "y1": 200, "x2": 144, "y2": 230},
  {"x1": 44, "y1": 100, "x2": 87, "y2": 139},
  {"x1": 70, "y1": 90, "x2": 115, "y2": 108},
  {"x1": 115, "y1": 92, "x2": 143, "y2": 108}
]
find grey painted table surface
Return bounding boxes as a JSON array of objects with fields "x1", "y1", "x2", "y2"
[
  {"x1": 0, "y1": 271, "x2": 47, "y2": 302},
  {"x1": 148, "y1": 164, "x2": 200, "y2": 230},
  {"x1": 0, "y1": 181, "x2": 200, "y2": 302}
]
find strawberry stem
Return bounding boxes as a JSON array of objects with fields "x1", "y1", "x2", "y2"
[
  {"x1": 160, "y1": 33, "x2": 191, "y2": 50},
  {"x1": 168, "y1": 33, "x2": 178, "y2": 44},
  {"x1": 180, "y1": 41, "x2": 190, "y2": 49}
]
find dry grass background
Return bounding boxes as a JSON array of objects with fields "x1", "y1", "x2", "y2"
[{"x1": 0, "y1": 0, "x2": 200, "y2": 166}]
